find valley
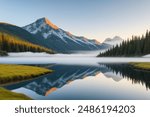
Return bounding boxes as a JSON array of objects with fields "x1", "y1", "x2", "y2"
[{"x1": 0, "y1": 17, "x2": 150, "y2": 100}]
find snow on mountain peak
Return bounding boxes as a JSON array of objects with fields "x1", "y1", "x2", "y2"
[
  {"x1": 22, "y1": 17, "x2": 109, "y2": 52},
  {"x1": 37, "y1": 17, "x2": 59, "y2": 30},
  {"x1": 105, "y1": 36, "x2": 122, "y2": 42},
  {"x1": 103, "y1": 36, "x2": 123, "y2": 46},
  {"x1": 23, "y1": 17, "x2": 61, "y2": 39},
  {"x1": 113, "y1": 36, "x2": 123, "y2": 41},
  {"x1": 66, "y1": 31, "x2": 74, "y2": 38}
]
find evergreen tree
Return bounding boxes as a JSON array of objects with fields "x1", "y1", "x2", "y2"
[
  {"x1": 0, "y1": 32, "x2": 54, "y2": 54},
  {"x1": 98, "y1": 30, "x2": 150, "y2": 57}
]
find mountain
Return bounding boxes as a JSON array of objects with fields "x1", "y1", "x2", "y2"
[
  {"x1": 98, "y1": 30, "x2": 150, "y2": 57},
  {"x1": 0, "y1": 23, "x2": 54, "y2": 54},
  {"x1": 103, "y1": 36, "x2": 123, "y2": 46},
  {"x1": 24, "y1": 65, "x2": 101, "y2": 95},
  {"x1": 23, "y1": 17, "x2": 110, "y2": 53}
]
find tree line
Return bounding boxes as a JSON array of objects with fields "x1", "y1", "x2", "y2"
[
  {"x1": 0, "y1": 32, "x2": 54, "y2": 55},
  {"x1": 98, "y1": 30, "x2": 150, "y2": 57}
]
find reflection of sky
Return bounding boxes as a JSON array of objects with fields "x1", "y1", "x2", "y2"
[
  {"x1": 13, "y1": 73, "x2": 150, "y2": 100},
  {"x1": 0, "y1": 56, "x2": 150, "y2": 65},
  {"x1": 1, "y1": 0, "x2": 150, "y2": 41}
]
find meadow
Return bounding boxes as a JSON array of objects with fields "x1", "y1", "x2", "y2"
[
  {"x1": 130, "y1": 62, "x2": 150, "y2": 71},
  {"x1": 0, "y1": 88, "x2": 31, "y2": 100},
  {"x1": 0, "y1": 64, "x2": 52, "y2": 85}
]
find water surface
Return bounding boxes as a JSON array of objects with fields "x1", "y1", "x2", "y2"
[{"x1": 3, "y1": 63, "x2": 150, "y2": 100}]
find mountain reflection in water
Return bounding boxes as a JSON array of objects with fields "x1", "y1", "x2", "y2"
[
  {"x1": 4, "y1": 65, "x2": 107, "y2": 95},
  {"x1": 3, "y1": 64, "x2": 150, "y2": 100}
]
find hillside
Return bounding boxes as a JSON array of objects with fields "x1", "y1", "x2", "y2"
[
  {"x1": 23, "y1": 17, "x2": 110, "y2": 53},
  {"x1": 0, "y1": 23, "x2": 54, "y2": 54},
  {"x1": 98, "y1": 30, "x2": 150, "y2": 57}
]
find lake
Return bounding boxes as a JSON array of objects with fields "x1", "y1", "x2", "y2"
[
  {"x1": 2, "y1": 61, "x2": 150, "y2": 100},
  {"x1": 1, "y1": 55, "x2": 150, "y2": 100}
]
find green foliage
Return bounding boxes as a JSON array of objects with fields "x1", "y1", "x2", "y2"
[
  {"x1": 0, "y1": 32, "x2": 54, "y2": 54},
  {"x1": 0, "y1": 64, "x2": 52, "y2": 85},
  {"x1": 130, "y1": 62, "x2": 150, "y2": 71},
  {"x1": 0, "y1": 87, "x2": 31, "y2": 100},
  {"x1": 98, "y1": 30, "x2": 150, "y2": 57}
]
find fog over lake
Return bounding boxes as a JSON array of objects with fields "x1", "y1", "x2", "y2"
[
  {"x1": 0, "y1": 52, "x2": 149, "y2": 65},
  {"x1": 1, "y1": 52, "x2": 150, "y2": 100}
]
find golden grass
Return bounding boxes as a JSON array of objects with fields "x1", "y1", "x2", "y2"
[
  {"x1": 130, "y1": 62, "x2": 150, "y2": 71},
  {"x1": 0, "y1": 64, "x2": 52, "y2": 85},
  {"x1": 0, "y1": 88, "x2": 31, "y2": 100}
]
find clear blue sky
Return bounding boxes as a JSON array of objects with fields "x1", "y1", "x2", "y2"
[{"x1": 0, "y1": 0, "x2": 150, "y2": 42}]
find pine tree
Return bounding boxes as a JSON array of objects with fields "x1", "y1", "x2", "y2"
[
  {"x1": 98, "y1": 30, "x2": 150, "y2": 57},
  {"x1": 0, "y1": 32, "x2": 54, "y2": 54}
]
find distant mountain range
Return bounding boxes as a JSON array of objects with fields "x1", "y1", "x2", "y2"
[
  {"x1": 23, "y1": 17, "x2": 110, "y2": 53},
  {"x1": 0, "y1": 17, "x2": 124, "y2": 54},
  {"x1": 103, "y1": 36, "x2": 123, "y2": 46},
  {"x1": 98, "y1": 30, "x2": 150, "y2": 57}
]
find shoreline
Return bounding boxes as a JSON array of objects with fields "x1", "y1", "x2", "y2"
[
  {"x1": 129, "y1": 62, "x2": 150, "y2": 71},
  {"x1": 0, "y1": 64, "x2": 52, "y2": 85},
  {"x1": 0, "y1": 64, "x2": 53, "y2": 100},
  {"x1": 0, "y1": 88, "x2": 32, "y2": 100}
]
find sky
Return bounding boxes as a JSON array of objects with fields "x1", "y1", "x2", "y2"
[{"x1": 0, "y1": 0, "x2": 150, "y2": 42}]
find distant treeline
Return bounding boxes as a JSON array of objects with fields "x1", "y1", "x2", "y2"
[
  {"x1": 0, "y1": 32, "x2": 54, "y2": 55},
  {"x1": 98, "y1": 30, "x2": 150, "y2": 57}
]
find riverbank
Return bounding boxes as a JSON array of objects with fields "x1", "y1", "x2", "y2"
[
  {"x1": 130, "y1": 62, "x2": 150, "y2": 71},
  {"x1": 0, "y1": 64, "x2": 52, "y2": 85},
  {"x1": 0, "y1": 88, "x2": 31, "y2": 100}
]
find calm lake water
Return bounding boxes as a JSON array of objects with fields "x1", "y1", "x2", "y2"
[{"x1": 3, "y1": 63, "x2": 150, "y2": 100}]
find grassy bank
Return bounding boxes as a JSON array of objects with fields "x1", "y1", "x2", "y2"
[
  {"x1": 0, "y1": 88, "x2": 31, "y2": 100},
  {"x1": 129, "y1": 62, "x2": 150, "y2": 71},
  {"x1": 0, "y1": 64, "x2": 52, "y2": 85}
]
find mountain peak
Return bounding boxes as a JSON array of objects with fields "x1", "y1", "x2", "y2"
[
  {"x1": 113, "y1": 36, "x2": 123, "y2": 40},
  {"x1": 104, "y1": 36, "x2": 123, "y2": 42},
  {"x1": 37, "y1": 17, "x2": 59, "y2": 30},
  {"x1": 103, "y1": 36, "x2": 123, "y2": 46},
  {"x1": 23, "y1": 17, "x2": 108, "y2": 52}
]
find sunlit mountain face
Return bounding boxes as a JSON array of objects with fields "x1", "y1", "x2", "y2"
[
  {"x1": 23, "y1": 17, "x2": 111, "y2": 53},
  {"x1": 44, "y1": 18, "x2": 59, "y2": 30}
]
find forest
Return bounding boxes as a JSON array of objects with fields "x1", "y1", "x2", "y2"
[
  {"x1": 98, "y1": 30, "x2": 150, "y2": 57},
  {"x1": 0, "y1": 32, "x2": 54, "y2": 55}
]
